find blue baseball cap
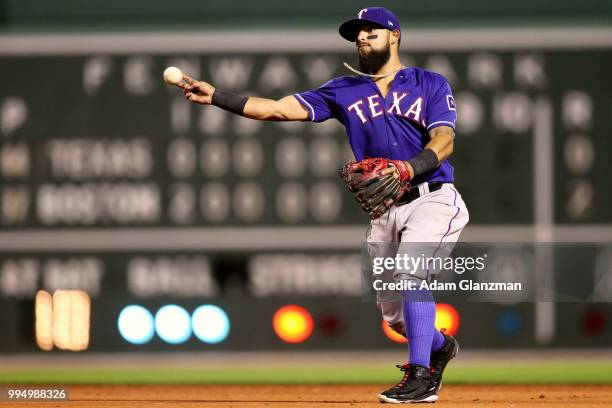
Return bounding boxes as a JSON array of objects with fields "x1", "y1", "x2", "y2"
[{"x1": 339, "y1": 7, "x2": 401, "y2": 42}]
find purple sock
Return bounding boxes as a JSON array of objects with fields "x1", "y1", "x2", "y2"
[
  {"x1": 402, "y1": 288, "x2": 436, "y2": 367},
  {"x1": 432, "y1": 327, "x2": 445, "y2": 352}
]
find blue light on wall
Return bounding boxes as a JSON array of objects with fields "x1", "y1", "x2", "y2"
[{"x1": 496, "y1": 309, "x2": 523, "y2": 336}]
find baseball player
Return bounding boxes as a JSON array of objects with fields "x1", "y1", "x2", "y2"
[{"x1": 179, "y1": 7, "x2": 468, "y2": 403}]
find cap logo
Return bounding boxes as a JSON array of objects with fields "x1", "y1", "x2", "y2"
[
  {"x1": 358, "y1": 8, "x2": 368, "y2": 19},
  {"x1": 388, "y1": 20, "x2": 393, "y2": 26}
]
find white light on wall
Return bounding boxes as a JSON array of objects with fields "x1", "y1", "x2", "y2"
[
  {"x1": 118, "y1": 305, "x2": 154, "y2": 345},
  {"x1": 191, "y1": 305, "x2": 230, "y2": 344},
  {"x1": 155, "y1": 304, "x2": 192, "y2": 344}
]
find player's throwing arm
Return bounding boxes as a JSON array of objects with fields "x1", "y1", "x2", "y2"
[{"x1": 164, "y1": 67, "x2": 309, "y2": 122}]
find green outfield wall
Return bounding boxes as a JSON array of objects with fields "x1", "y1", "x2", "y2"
[{"x1": 1, "y1": 0, "x2": 611, "y2": 31}]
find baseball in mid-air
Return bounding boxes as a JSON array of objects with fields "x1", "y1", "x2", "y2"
[{"x1": 163, "y1": 66, "x2": 183, "y2": 85}]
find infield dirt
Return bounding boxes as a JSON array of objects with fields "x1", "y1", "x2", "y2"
[{"x1": 2, "y1": 384, "x2": 611, "y2": 407}]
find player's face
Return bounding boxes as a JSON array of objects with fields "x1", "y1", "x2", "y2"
[
  {"x1": 356, "y1": 26, "x2": 391, "y2": 74},
  {"x1": 356, "y1": 26, "x2": 390, "y2": 56}
]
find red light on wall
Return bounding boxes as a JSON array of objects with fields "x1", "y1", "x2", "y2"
[
  {"x1": 435, "y1": 303, "x2": 460, "y2": 336},
  {"x1": 319, "y1": 313, "x2": 342, "y2": 336},
  {"x1": 273, "y1": 305, "x2": 314, "y2": 344},
  {"x1": 582, "y1": 309, "x2": 605, "y2": 336},
  {"x1": 382, "y1": 319, "x2": 407, "y2": 343}
]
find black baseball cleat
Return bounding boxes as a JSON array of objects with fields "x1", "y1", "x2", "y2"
[
  {"x1": 429, "y1": 330, "x2": 459, "y2": 392},
  {"x1": 378, "y1": 364, "x2": 438, "y2": 403}
]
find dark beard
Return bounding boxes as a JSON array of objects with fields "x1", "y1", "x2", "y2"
[{"x1": 358, "y1": 43, "x2": 391, "y2": 74}]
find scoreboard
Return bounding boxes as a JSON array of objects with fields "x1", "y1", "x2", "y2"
[
  {"x1": 0, "y1": 30, "x2": 611, "y2": 351},
  {"x1": 1, "y1": 36, "x2": 611, "y2": 232}
]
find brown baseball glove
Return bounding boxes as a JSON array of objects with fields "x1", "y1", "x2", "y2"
[{"x1": 338, "y1": 158, "x2": 411, "y2": 220}]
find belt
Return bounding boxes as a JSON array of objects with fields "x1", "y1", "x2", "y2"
[{"x1": 396, "y1": 182, "x2": 444, "y2": 206}]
